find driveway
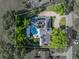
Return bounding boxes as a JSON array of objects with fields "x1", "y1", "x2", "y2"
[
  {"x1": 38, "y1": 11, "x2": 65, "y2": 28},
  {"x1": 65, "y1": 12, "x2": 74, "y2": 27}
]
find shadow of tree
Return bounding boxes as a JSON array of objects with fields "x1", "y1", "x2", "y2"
[{"x1": 64, "y1": 0, "x2": 74, "y2": 15}]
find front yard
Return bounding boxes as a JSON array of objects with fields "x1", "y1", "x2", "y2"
[
  {"x1": 39, "y1": 3, "x2": 68, "y2": 48},
  {"x1": 46, "y1": 3, "x2": 65, "y2": 15},
  {"x1": 15, "y1": 7, "x2": 45, "y2": 47}
]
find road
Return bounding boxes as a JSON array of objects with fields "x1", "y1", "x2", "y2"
[
  {"x1": 66, "y1": 46, "x2": 72, "y2": 59},
  {"x1": 51, "y1": 52, "x2": 66, "y2": 56}
]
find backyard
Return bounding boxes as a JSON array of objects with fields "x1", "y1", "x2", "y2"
[{"x1": 15, "y1": 7, "x2": 45, "y2": 47}]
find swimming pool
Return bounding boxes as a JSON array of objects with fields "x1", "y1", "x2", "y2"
[
  {"x1": 31, "y1": 25, "x2": 38, "y2": 35},
  {"x1": 26, "y1": 24, "x2": 38, "y2": 37}
]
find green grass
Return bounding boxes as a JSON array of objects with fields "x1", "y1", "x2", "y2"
[
  {"x1": 47, "y1": 3, "x2": 65, "y2": 15},
  {"x1": 48, "y1": 28, "x2": 68, "y2": 48},
  {"x1": 60, "y1": 17, "x2": 66, "y2": 26}
]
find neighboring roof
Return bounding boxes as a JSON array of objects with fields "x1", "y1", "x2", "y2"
[{"x1": 29, "y1": 0, "x2": 50, "y2": 8}]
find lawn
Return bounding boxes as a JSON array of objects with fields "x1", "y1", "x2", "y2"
[
  {"x1": 46, "y1": 3, "x2": 65, "y2": 15},
  {"x1": 60, "y1": 17, "x2": 66, "y2": 26},
  {"x1": 48, "y1": 28, "x2": 68, "y2": 48}
]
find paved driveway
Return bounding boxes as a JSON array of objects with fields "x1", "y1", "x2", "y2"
[
  {"x1": 65, "y1": 12, "x2": 73, "y2": 27},
  {"x1": 38, "y1": 11, "x2": 65, "y2": 28}
]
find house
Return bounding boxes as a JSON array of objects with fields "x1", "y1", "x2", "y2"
[
  {"x1": 23, "y1": 47, "x2": 72, "y2": 59},
  {"x1": 28, "y1": 0, "x2": 64, "y2": 8},
  {"x1": 26, "y1": 16, "x2": 52, "y2": 46},
  {"x1": 29, "y1": 0, "x2": 50, "y2": 8}
]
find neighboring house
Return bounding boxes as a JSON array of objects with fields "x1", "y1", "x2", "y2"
[
  {"x1": 28, "y1": 0, "x2": 64, "y2": 8},
  {"x1": 23, "y1": 48, "x2": 72, "y2": 59},
  {"x1": 29, "y1": 0, "x2": 50, "y2": 8},
  {"x1": 26, "y1": 16, "x2": 52, "y2": 46}
]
